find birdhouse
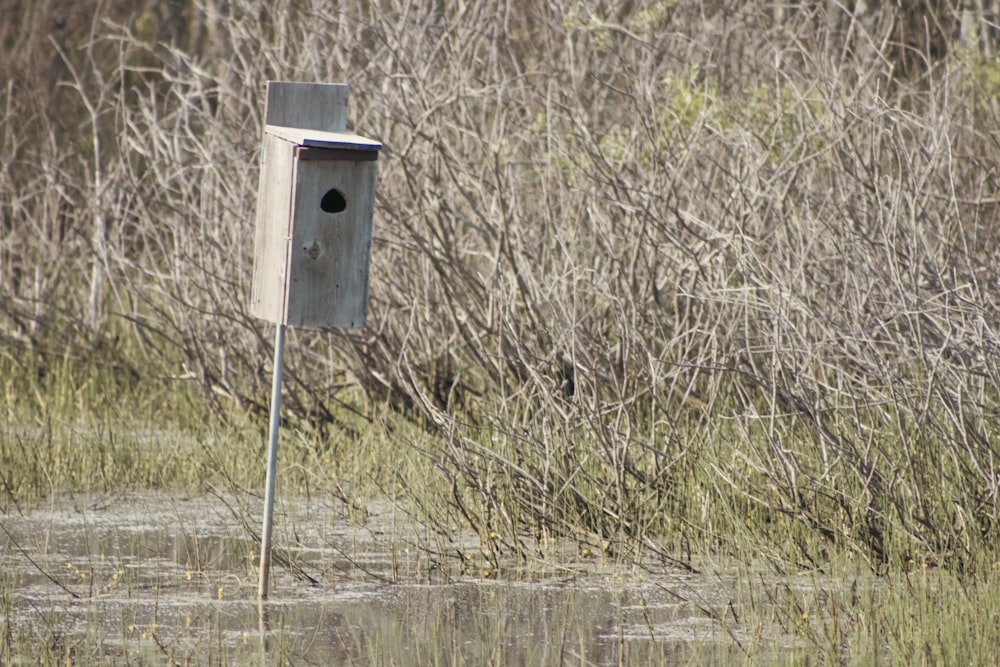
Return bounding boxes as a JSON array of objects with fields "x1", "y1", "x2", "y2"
[{"x1": 250, "y1": 82, "x2": 382, "y2": 328}]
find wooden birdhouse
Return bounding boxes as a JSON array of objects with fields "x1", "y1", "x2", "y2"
[{"x1": 250, "y1": 82, "x2": 381, "y2": 328}]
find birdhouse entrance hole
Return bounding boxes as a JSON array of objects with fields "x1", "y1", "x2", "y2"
[{"x1": 321, "y1": 188, "x2": 347, "y2": 213}]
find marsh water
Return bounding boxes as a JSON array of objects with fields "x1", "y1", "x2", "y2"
[{"x1": 1, "y1": 493, "x2": 801, "y2": 664}]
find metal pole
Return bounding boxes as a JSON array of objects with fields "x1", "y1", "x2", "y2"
[{"x1": 258, "y1": 323, "x2": 285, "y2": 599}]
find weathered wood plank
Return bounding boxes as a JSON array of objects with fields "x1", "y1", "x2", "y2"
[
  {"x1": 263, "y1": 82, "x2": 348, "y2": 133},
  {"x1": 250, "y1": 133, "x2": 295, "y2": 323},
  {"x1": 252, "y1": 81, "x2": 379, "y2": 329},
  {"x1": 285, "y1": 157, "x2": 377, "y2": 328}
]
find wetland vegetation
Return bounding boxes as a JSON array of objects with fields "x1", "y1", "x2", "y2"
[{"x1": 3, "y1": 0, "x2": 1000, "y2": 663}]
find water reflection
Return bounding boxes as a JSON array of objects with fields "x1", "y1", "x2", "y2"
[
  {"x1": 255, "y1": 578, "x2": 739, "y2": 665},
  {"x1": 2, "y1": 493, "x2": 750, "y2": 665}
]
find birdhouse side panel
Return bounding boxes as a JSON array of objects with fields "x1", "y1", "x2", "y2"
[
  {"x1": 250, "y1": 135, "x2": 297, "y2": 324},
  {"x1": 285, "y1": 159, "x2": 377, "y2": 328}
]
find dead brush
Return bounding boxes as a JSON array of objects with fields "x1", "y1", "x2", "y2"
[{"x1": 1, "y1": 0, "x2": 999, "y2": 574}]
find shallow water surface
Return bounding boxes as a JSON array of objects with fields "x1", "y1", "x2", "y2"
[{"x1": 1, "y1": 493, "x2": 786, "y2": 664}]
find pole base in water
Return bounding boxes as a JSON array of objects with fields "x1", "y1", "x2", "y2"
[{"x1": 258, "y1": 323, "x2": 285, "y2": 599}]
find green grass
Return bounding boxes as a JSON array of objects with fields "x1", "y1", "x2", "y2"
[
  {"x1": 736, "y1": 563, "x2": 1000, "y2": 665},
  {"x1": 4, "y1": 0, "x2": 1000, "y2": 662},
  {"x1": 0, "y1": 346, "x2": 418, "y2": 509}
]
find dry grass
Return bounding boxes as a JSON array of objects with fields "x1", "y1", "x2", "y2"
[{"x1": 2, "y1": 0, "x2": 1000, "y2": 573}]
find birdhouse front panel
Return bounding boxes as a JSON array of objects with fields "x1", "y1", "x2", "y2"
[{"x1": 284, "y1": 148, "x2": 378, "y2": 328}]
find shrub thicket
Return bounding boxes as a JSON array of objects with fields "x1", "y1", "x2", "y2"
[{"x1": 2, "y1": 0, "x2": 1000, "y2": 572}]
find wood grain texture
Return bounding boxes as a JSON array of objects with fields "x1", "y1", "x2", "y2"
[
  {"x1": 251, "y1": 82, "x2": 379, "y2": 329},
  {"x1": 285, "y1": 157, "x2": 377, "y2": 328},
  {"x1": 263, "y1": 82, "x2": 348, "y2": 133},
  {"x1": 250, "y1": 133, "x2": 295, "y2": 323}
]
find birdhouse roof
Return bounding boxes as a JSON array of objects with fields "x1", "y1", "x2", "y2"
[{"x1": 265, "y1": 125, "x2": 382, "y2": 151}]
